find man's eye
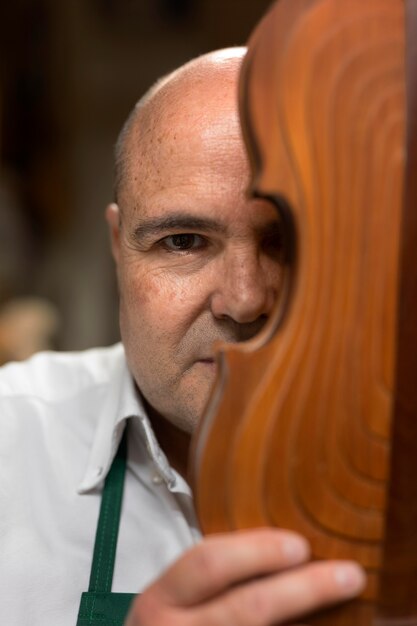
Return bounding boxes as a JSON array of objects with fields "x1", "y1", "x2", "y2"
[{"x1": 162, "y1": 234, "x2": 205, "y2": 251}]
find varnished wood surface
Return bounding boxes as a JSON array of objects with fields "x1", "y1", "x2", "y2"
[{"x1": 190, "y1": 0, "x2": 416, "y2": 623}]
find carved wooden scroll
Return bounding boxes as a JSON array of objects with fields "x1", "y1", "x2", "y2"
[{"x1": 191, "y1": 0, "x2": 417, "y2": 623}]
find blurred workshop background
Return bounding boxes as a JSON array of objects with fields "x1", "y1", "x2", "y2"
[{"x1": 0, "y1": 0, "x2": 272, "y2": 364}]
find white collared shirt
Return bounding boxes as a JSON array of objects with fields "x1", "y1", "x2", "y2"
[{"x1": 0, "y1": 343, "x2": 201, "y2": 626}]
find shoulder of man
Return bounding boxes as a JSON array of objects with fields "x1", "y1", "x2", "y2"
[{"x1": 0, "y1": 342, "x2": 126, "y2": 404}]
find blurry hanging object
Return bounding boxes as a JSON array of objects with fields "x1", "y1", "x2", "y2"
[
  {"x1": 0, "y1": 297, "x2": 60, "y2": 365},
  {"x1": 191, "y1": 0, "x2": 417, "y2": 623}
]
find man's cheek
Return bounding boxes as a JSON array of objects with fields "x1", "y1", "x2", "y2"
[{"x1": 122, "y1": 272, "x2": 156, "y2": 308}]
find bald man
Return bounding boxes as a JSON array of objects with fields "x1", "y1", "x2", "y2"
[{"x1": 0, "y1": 50, "x2": 365, "y2": 626}]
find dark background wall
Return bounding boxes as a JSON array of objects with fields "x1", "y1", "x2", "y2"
[{"x1": 0, "y1": 0, "x2": 272, "y2": 357}]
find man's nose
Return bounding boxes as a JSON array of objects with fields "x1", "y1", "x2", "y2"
[{"x1": 210, "y1": 248, "x2": 279, "y2": 325}]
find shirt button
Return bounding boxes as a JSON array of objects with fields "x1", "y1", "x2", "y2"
[
  {"x1": 152, "y1": 474, "x2": 163, "y2": 485},
  {"x1": 95, "y1": 466, "x2": 104, "y2": 477}
]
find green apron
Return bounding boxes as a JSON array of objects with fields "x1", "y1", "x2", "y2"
[{"x1": 76, "y1": 429, "x2": 137, "y2": 625}]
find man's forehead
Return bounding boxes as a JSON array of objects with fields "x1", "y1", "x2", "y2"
[
  {"x1": 137, "y1": 65, "x2": 241, "y2": 138},
  {"x1": 131, "y1": 84, "x2": 242, "y2": 169},
  {"x1": 114, "y1": 48, "x2": 247, "y2": 208},
  {"x1": 117, "y1": 49, "x2": 247, "y2": 209}
]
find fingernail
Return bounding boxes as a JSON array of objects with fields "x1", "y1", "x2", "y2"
[
  {"x1": 282, "y1": 536, "x2": 310, "y2": 562},
  {"x1": 334, "y1": 562, "x2": 366, "y2": 595}
]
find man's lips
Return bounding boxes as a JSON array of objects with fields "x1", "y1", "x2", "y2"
[{"x1": 195, "y1": 357, "x2": 216, "y2": 366}]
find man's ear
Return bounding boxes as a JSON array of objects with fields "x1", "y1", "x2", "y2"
[{"x1": 106, "y1": 203, "x2": 121, "y2": 264}]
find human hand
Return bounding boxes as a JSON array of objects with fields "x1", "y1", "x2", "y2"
[{"x1": 125, "y1": 528, "x2": 366, "y2": 625}]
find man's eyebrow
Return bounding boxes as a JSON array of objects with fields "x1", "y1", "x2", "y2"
[{"x1": 132, "y1": 214, "x2": 226, "y2": 240}]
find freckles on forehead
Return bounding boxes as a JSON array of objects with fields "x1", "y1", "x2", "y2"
[{"x1": 125, "y1": 80, "x2": 247, "y2": 203}]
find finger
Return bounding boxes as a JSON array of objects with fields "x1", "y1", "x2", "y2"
[
  {"x1": 195, "y1": 559, "x2": 366, "y2": 626},
  {"x1": 151, "y1": 528, "x2": 310, "y2": 605}
]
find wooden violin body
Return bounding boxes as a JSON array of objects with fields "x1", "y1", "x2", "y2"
[{"x1": 191, "y1": 0, "x2": 417, "y2": 623}]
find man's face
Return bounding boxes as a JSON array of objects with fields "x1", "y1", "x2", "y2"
[{"x1": 108, "y1": 73, "x2": 283, "y2": 433}]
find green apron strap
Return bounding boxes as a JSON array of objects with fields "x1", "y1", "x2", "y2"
[
  {"x1": 88, "y1": 427, "x2": 127, "y2": 594},
  {"x1": 76, "y1": 426, "x2": 137, "y2": 626}
]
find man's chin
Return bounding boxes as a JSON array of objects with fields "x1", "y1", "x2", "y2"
[{"x1": 175, "y1": 371, "x2": 218, "y2": 433}]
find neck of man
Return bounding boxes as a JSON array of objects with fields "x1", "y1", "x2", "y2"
[{"x1": 144, "y1": 400, "x2": 191, "y2": 481}]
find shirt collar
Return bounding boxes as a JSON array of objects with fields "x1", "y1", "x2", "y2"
[{"x1": 77, "y1": 355, "x2": 176, "y2": 493}]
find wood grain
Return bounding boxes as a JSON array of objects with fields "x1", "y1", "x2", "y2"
[{"x1": 190, "y1": 0, "x2": 416, "y2": 623}]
